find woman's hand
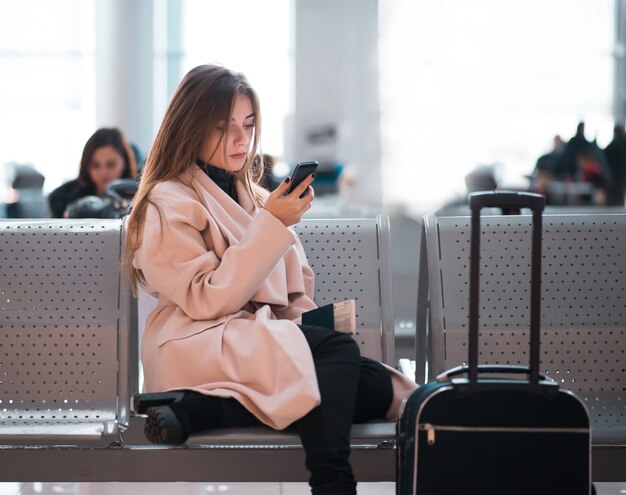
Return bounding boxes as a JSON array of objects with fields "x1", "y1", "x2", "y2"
[{"x1": 263, "y1": 175, "x2": 315, "y2": 227}]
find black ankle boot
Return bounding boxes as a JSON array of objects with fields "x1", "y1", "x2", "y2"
[
  {"x1": 144, "y1": 404, "x2": 190, "y2": 445},
  {"x1": 143, "y1": 393, "x2": 260, "y2": 444}
]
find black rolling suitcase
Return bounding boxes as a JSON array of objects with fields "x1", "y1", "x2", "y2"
[{"x1": 397, "y1": 191, "x2": 591, "y2": 495}]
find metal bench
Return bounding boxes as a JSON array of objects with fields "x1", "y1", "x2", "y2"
[
  {"x1": 0, "y1": 215, "x2": 399, "y2": 482},
  {"x1": 0, "y1": 220, "x2": 132, "y2": 450},
  {"x1": 417, "y1": 212, "x2": 626, "y2": 482}
]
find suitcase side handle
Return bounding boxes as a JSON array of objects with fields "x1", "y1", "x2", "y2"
[
  {"x1": 436, "y1": 364, "x2": 553, "y2": 383},
  {"x1": 469, "y1": 190, "x2": 545, "y2": 212}
]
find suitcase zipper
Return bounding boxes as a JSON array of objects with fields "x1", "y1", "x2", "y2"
[
  {"x1": 418, "y1": 423, "x2": 588, "y2": 446},
  {"x1": 422, "y1": 423, "x2": 436, "y2": 445}
]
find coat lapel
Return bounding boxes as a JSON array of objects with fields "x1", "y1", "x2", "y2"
[{"x1": 185, "y1": 165, "x2": 299, "y2": 308}]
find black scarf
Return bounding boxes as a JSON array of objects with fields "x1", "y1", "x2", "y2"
[{"x1": 195, "y1": 159, "x2": 239, "y2": 203}]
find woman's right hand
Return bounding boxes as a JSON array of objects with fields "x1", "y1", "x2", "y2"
[{"x1": 263, "y1": 175, "x2": 315, "y2": 227}]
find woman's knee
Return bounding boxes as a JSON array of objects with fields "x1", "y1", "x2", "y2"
[
  {"x1": 334, "y1": 331, "x2": 360, "y2": 351},
  {"x1": 362, "y1": 358, "x2": 392, "y2": 395},
  {"x1": 300, "y1": 325, "x2": 361, "y2": 362},
  {"x1": 353, "y1": 357, "x2": 393, "y2": 422},
  {"x1": 327, "y1": 331, "x2": 361, "y2": 364}
]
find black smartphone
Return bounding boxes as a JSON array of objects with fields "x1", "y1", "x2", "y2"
[{"x1": 287, "y1": 161, "x2": 318, "y2": 197}]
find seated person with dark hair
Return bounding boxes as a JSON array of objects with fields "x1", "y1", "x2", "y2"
[
  {"x1": 576, "y1": 149, "x2": 611, "y2": 205},
  {"x1": 48, "y1": 127, "x2": 137, "y2": 218}
]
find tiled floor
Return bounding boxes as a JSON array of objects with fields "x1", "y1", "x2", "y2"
[
  {"x1": 0, "y1": 482, "x2": 625, "y2": 494},
  {"x1": 0, "y1": 484, "x2": 394, "y2": 495}
]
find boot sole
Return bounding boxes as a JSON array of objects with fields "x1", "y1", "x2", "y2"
[{"x1": 144, "y1": 405, "x2": 186, "y2": 445}]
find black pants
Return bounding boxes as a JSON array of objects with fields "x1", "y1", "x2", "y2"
[
  {"x1": 174, "y1": 325, "x2": 393, "y2": 495},
  {"x1": 295, "y1": 325, "x2": 393, "y2": 495}
]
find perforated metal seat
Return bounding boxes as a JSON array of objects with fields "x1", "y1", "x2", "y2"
[
  {"x1": 294, "y1": 216, "x2": 395, "y2": 365},
  {"x1": 418, "y1": 212, "x2": 626, "y2": 479},
  {"x1": 0, "y1": 220, "x2": 131, "y2": 446},
  {"x1": 0, "y1": 215, "x2": 400, "y2": 481}
]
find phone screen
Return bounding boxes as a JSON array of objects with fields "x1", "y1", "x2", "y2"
[{"x1": 287, "y1": 161, "x2": 318, "y2": 196}]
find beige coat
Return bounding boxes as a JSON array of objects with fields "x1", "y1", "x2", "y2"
[{"x1": 133, "y1": 165, "x2": 416, "y2": 430}]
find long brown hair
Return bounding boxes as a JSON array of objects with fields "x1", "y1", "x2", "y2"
[
  {"x1": 79, "y1": 127, "x2": 137, "y2": 187},
  {"x1": 124, "y1": 64, "x2": 265, "y2": 291}
]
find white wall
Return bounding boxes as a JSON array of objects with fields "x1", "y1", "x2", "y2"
[
  {"x1": 289, "y1": 0, "x2": 383, "y2": 207},
  {"x1": 92, "y1": 0, "x2": 384, "y2": 205},
  {"x1": 95, "y1": 0, "x2": 155, "y2": 154}
]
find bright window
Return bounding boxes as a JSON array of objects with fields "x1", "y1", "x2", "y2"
[
  {"x1": 379, "y1": 0, "x2": 615, "y2": 212},
  {"x1": 0, "y1": 0, "x2": 96, "y2": 195},
  {"x1": 181, "y1": 0, "x2": 292, "y2": 159}
]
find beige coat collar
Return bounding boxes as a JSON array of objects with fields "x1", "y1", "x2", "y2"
[{"x1": 183, "y1": 164, "x2": 304, "y2": 309}]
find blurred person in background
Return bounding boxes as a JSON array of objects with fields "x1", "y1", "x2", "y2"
[
  {"x1": 530, "y1": 135, "x2": 564, "y2": 196},
  {"x1": 555, "y1": 121, "x2": 609, "y2": 182},
  {"x1": 254, "y1": 152, "x2": 280, "y2": 190},
  {"x1": 575, "y1": 149, "x2": 610, "y2": 205},
  {"x1": 48, "y1": 127, "x2": 137, "y2": 218},
  {"x1": 603, "y1": 124, "x2": 626, "y2": 206},
  {"x1": 555, "y1": 122, "x2": 592, "y2": 180}
]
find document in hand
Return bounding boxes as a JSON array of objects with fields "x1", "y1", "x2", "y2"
[{"x1": 302, "y1": 299, "x2": 356, "y2": 334}]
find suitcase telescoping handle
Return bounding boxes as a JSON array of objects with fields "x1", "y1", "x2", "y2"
[{"x1": 468, "y1": 191, "x2": 546, "y2": 384}]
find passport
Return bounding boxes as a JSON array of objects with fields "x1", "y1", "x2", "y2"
[{"x1": 302, "y1": 299, "x2": 356, "y2": 334}]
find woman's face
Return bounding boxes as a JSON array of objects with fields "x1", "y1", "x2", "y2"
[
  {"x1": 88, "y1": 145, "x2": 126, "y2": 195},
  {"x1": 200, "y1": 93, "x2": 255, "y2": 172}
]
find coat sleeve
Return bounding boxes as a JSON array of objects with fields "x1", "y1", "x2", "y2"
[
  {"x1": 294, "y1": 238, "x2": 315, "y2": 300},
  {"x1": 135, "y1": 192, "x2": 297, "y2": 321},
  {"x1": 276, "y1": 237, "x2": 317, "y2": 322}
]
